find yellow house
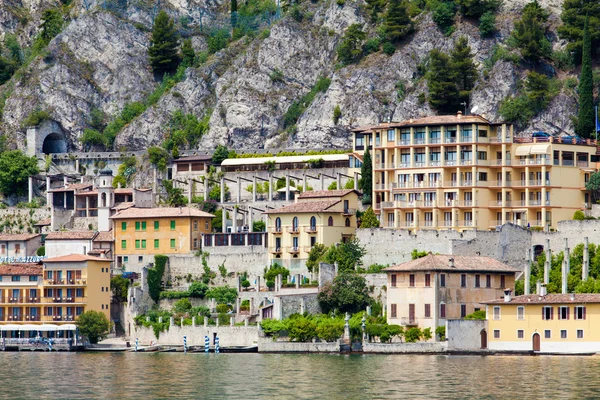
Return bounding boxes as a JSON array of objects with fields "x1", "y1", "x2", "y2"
[
  {"x1": 352, "y1": 113, "x2": 598, "y2": 231},
  {"x1": 0, "y1": 254, "x2": 111, "y2": 337},
  {"x1": 384, "y1": 254, "x2": 517, "y2": 335},
  {"x1": 484, "y1": 293, "x2": 600, "y2": 353},
  {"x1": 111, "y1": 207, "x2": 214, "y2": 272},
  {"x1": 265, "y1": 189, "x2": 360, "y2": 271}
]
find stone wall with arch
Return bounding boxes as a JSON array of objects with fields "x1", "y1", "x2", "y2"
[{"x1": 26, "y1": 120, "x2": 69, "y2": 156}]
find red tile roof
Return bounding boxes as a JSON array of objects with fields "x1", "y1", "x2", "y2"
[
  {"x1": 484, "y1": 294, "x2": 600, "y2": 305},
  {"x1": 113, "y1": 202, "x2": 135, "y2": 211},
  {"x1": 265, "y1": 200, "x2": 340, "y2": 214},
  {"x1": 34, "y1": 219, "x2": 51, "y2": 226},
  {"x1": 49, "y1": 183, "x2": 93, "y2": 193},
  {"x1": 45, "y1": 231, "x2": 98, "y2": 240},
  {"x1": 298, "y1": 189, "x2": 358, "y2": 199},
  {"x1": 44, "y1": 254, "x2": 111, "y2": 263},
  {"x1": 384, "y1": 254, "x2": 519, "y2": 273},
  {"x1": 80, "y1": 188, "x2": 133, "y2": 196},
  {"x1": 0, "y1": 264, "x2": 42, "y2": 276},
  {"x1": 93, "y1": 231, "x2": 113, "y2": 242},
  {"x1": 110, "y1": 207, "x2": 215, "y2": 219},
  {"x1": 352, "y1": 114, "x2": 492, "y2": 132},
  {"x1": 173, "y1": 155, "x2": 212, "y2": 163},
  {"x1": 0, "y1": 234, "x2": 41, "y2": 241}
]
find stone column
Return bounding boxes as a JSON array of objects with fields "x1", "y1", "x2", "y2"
[
  {"x1": 192, "y1": 316, "x2": 196, "y2": 327},
  {"x1": 230, "y1": 316, "x2": 234, "y2": 327},
  {"x1": 204, "y1": 316, "x2": 208, "y2": 327},
  {"x1": 63, "y1": 176, "x2": 68, "y2": 186},
  {"x1": 170, "y1": 317, "x2": 174, "y2": 326},
  {"x1": 268, "y1": 174, "x2": 273, "y2": 201},
  {"x1": 320, "y1": 173, "x2": 325, "y2": 190},
  {"x1": 252, "y1": 176, "x2": 257, "y2": 202},
  {"x1": 204, "y1": 177, "x2": 209, "y2": 198},
  {"x1": 188, "y1": 178, "x2": 193, "y2": 204},
  {"x1": 525, "y1": 249, "x2": 531, "y2": 295},
  {"x1": 28, "y1": 176, "x2": 33, "y2": 203},
  {"x1": 562, "y1": 259, "x2": 568, "y2": 294},
  {"x1": 249, "y1": 207, "x2": 254, "y2": 233},
  {"x1": 222, "y1": 207, "x2": 226, "y2": 233},
  {"x1": 85, "y1": 196, "x2": 90, "y2": 218},
  {"x1": 285, "y1": 173, "x2": 290, "y2": 201},
  {"x1": 303, "y1": 171, "x2": 307, "y2": 192},
  {"x1": 564, "y1": 238, "x2": 570, "y2": 275},
  {"x1": 46, "y1": 176, "x2": 52, "y2": 205},
  {"x1": 250, "y1": 297, "x2": 255, "y2": 315},
  {"x1": 220, "y1": 177, "x2": 225, "y2": 203},
  {"x1": 342, "y1": 313, "x2": 350, "y2": 345},
  {"x1": 255, "y1": 276, "x2": 261, "y2": 292},
  {"x1": 232, "y1": 207, "x2": 238, "y2": 233},
  {"x1": 336, "y1": 173, "x2": 341, "y2": 190},
  {"x1": 236, "y1": 176, "x2": 241, "y2": 203},
  {"x1": 544, "y1": 239, "x2": 551, "y2": 285},
  {"x1": 236, "y1": 297, "x2": 241, "y2": 313},
  {"x1": 354, "y1": 172, "x2": 359, "y2": 190},
  {"x1": 583, "y1": 237, "x2": 589, "y2": 281},
  {"x1": 277, "y1": 273, "x2": 282, "y2": 291},
  {"x1": 300, "y1": 297, "x2": 305, "y2": 314},
  {"x1": 295, "y1": 274, "x2": 300, "y2": 289}
]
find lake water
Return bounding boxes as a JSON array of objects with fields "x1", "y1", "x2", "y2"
[{"x1": 2, "y1": 352, "x2": 600, "y2": 399}]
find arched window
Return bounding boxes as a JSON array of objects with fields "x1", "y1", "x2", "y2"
[
  {"x1": 275, "y1": 217, "x2": 281, "y2": 232},
  {"x1": 328, "y1": 216, "x2": 334, "y2": 226},
  {"x1": 345, "y1": 217, "x2": 351, "y2": 227},
  {"x1": 101, "y1": 192, "x2": 107, "y2": 208},
  {"x1": 292, "y1": 217, "x2": 299, "y2": 231},
  {"x1": 310, "y1": 216, "x2": 316, "y2": 229}
]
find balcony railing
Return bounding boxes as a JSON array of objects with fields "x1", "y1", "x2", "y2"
[
  {"x1": 3, "y1": 297, "x2": 41, "y2": 304},
  {"x1": 400, "y1": 318, "x2": 418, "y2": 326},
  {"x1": 343, "y1": 208, "x2": 356, "y2": 216},
  {"x1": 577, "y1": 161, "x2": 589, "y2": 168},
  {"x1": 269, "y1": 247, "x2": 282, "y2": 255},
  {"x1": 269, "y1": 227, "x2": 283, "y2": 234},
  {"x1": 6, "y1": 315, "x2": 23, "y2": 321},
  {"x1": 44, "y1": 279, "x2": 87, "y2": 285},
  {"x1": 429, "y1": 137, "x2": 441, "y2": 144},
  {"x1": 445, "y1": 137, "x2": 457, "y2": 143},
  {"x1": 441, "y1": 220, "x2": 453, "y2": 227},
  {"x1": 458, "y1": 220, "x2": 475, "y2": 227},
  {"x1": 304, "y1": 226, "x2": 317, "y2": 233},
  {"x1": 288, "y1": 247, "x2": 300, "y2": 254},
  {"x1": 287, "y1": 226, "x2": 300, "y2": 234}
]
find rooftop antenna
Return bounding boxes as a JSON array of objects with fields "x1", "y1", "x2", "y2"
[{"x1": 461, "y1": 102, "x2": 468, "y2": 116}]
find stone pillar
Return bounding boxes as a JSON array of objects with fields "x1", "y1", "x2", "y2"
[
  {"x1": 170, "y1": 317, "x2": 174, "y2": 327},
  {"x1": 285, "y1": 173, "x2": 290, "y2": 201},
  {"x1": 216, "y1": 317, "x2": 219, "y2": 328},
  {"x1": 232, "y1": 207, "x2": 238, "y2": 233},
  {"x1": 46, "y1": 176, "x2": 52, "y2": 205},
  {"x1": 252, "y1": 176, "x2": 257, "y2": 202},
  {"x1": 295, "y1": 274, "x2": 300, "y2": 289},
  {"x1": 303, "y1": 171, "x2": 307, "y2": 192},
  {"x1": 255, "y1": 276, "x2": 261, "y2": 292},
  {"x1": 236, "y1": 297, "x2": 241, "y2": 313},
  {"x1": 277, "y1": 273, "x2": 282, "y2": 291},
  {"x1": 268, "y1": 174, "x2": 273, "y2": 201},
  {"x1": 320, "y1": 173, "x2": 325, "y2": 190},
  {"x1": 85, "y1": 196, "x2": 90, "y2": 218},
  {"x1": 222, "y1": 207, "x2": 226, "y2": 233},
  {"x1": 300, "y1": 297, "x2": 305, "y2": 314},
  {"x1": 342, "y1": 313, "x2": 351, "y2": 345},
  {"x1": 525, "y1": 249, "x2": 531, "y2": 295},
  {"x1": 28, "y1": 176, "x2": 33, "y2": 203},
  {"x1": 158, "y1": 316, "x2": 163, "y2": 323},
  {"x1": 245, "y1": 319, "x2": 249, "y2": 327},
  {"x1": 63, "y1": 176, "x2": 68, "y2": 186},
  {"x1": 583, "y1": 237, "x2": 589, "y2": 281},
  {"x1": 192, "y1": 316, "x2": 196, "y2": 327},
  {"x1": 366, "y1": 306, "x2": 372, "y2": 316},
  {"x1": 220, "y1": 177, "x2": 225, "y2": 203},
  {"x1": 204, "y1": 317, "x2": 208, "y2": 327},
  {"x1": 204, "y1": 176, "x2": 209, "y2": 198},
  {"x1": 237, "y1": 176, "x2": 241, "y2": 203},
  {"x1": 354, "y1": 172, "x2": 359, "y2": 190},
  {"x1": 211, "y1": 298, "x2": 216, "y2": 312},
  {"x1": 249, "y1": 207, "x2": 254, "y2": 233},
  {"x1": 230, "y1": 316, "x2": 234, "y2": 327},
  {"x1": 181, "y1": 318, "x2": 184, "y2": 328},
  {"x1": 562, "y1": 259, "x2": 568, "y2": 294},
  {"x1": 188, "y1": 178, "x2": 193, "y2": 204},
  {"x1": 544, "y1": 239, "x2": 551, "y2": 285},
  {"x1": 536, "y1": 281, "x2": 541, "y2": 295},
  {"x1": 250, "y1": 297, "x2": 255, "y2": 315},
  {"x1": 565, "y1": 238, "x2": 570, "y2": 275},
  {"x1": 336, "y1": 173, "x2": 342, "y2": 190}
]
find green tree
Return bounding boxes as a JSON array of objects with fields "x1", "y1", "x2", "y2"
[
  {"x1": 306, "y1": 243, "x2": 328, "y2": 273},
  {"x1": 336, "y1": 24, "x2": 366, "y2": 65},
  {"x1": 432, "y1": 2, "x2": 456, "y2": 35},
  {"x1": 455, "y1": 0, "x2": 499, "y2": 18},
  {"x1": 511, "y1": 1, "x2": 551, "y2": 62},
  {"x1": 231, "y1": 0, "x2": 238, "y2": 27},
  {"x1": 287, "y1": 315, "x2": 317, "y2": 342},
  {"x1": 0, "y1": 151, "x2": 39, "y2": 196},
  {"x1": 162, "y1": 179, "x2": 186, "y2": 207},
  {"x1": 173, "y1": 298, "x2": 192, "y2": 313},
  {"x1": 212, "y1": 144, "x2": 230, "y2": 165},
  {"x1": 360, "y1": 146, "x2": 372, "y2": 204},
  {"x1": 252, "y1": 220, "x2": 266, "y2": 232},
  {"x1": 317, "y1": 273, "x2": 371, "y2": 314},
  {"x1": 450, "y1": 36, "x2": 477, "y2": 105},
  {"x1": 181, "y1": 39, "x2": 195, "y2": 67},
  {"x1": 383, "y1": 0, "x2": 413, "y2": 43},
  {"x1": 332, "y1": 105, "x2": 342, "y2": 124},
  {"x1": 479, "y1": 11, "x2": 497, "y2": 37},
  {"x1": 524, "y1": 70, "x2": 551, "y2": 112},
  {"x1": 148, "y1": 10, "x2": 181, "y2": 75},
  {"x1": 77, "y1": 310, "x2": 110, "y2": 344},
  {"x1": 427, "y1": 49, "x2": 459, "y2": 113},
  {"x1": 148, "y1": 146, "x2": 170, "y2": 172},
  {"x1": 465, "y1": 310, "x2": 487, "y2": 320},
  {"x1": 586, "y1": 172, "x2": 600, "y2": 203},
  {"x1": 207, "y1": 29, "x2": 230, "y2": 54},
  {"x1": 205, "y1": 286, "x2": 238, "y2": 304},
  {"x1": 576, "y1": 16, "x2": 595, "y2": 138},
  {"x1": 40, "y1": 9, "x2": 63, "y2": 45},
  {"x1": 365, "y1": 0, "x2": 387, "y2": 21},
  {"x1": 110, "y1": 275, "x2": 130, "y2": 303},
  {"x1": 573, "y1": 210, "x2": 585, "y2": 220},
  {"x1": 324, "y1": 237, "x2": 366, "y2": 272},
  {"x1": 558, "y1": 0, "x2": 600, "y2": 63},
  {"x1": 360, "y1": 207, "x2": 380, "y2": 228}
]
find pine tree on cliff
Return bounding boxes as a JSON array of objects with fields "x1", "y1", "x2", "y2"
[
  {"x1": 360, "y1": 145, "x2": 372, "y2": 204},
  {"x1": 577, "y1": 16, "x2": 594, "y2": 138},
  {"x1": 450, "y1": 36, "x2": 477, "y2": 106},
  {"x1": 231, "y1": 0, "x2": 238, "y2": 27},
  {"x1": 384, "y1": 0, "x2": 413, "y2": 44},
  {"x1": 148, "y1": 11, "x2": 181, "y2": 76},
  {"x1": 427, "y1": 49, "x2": 459, "y2": 114}
]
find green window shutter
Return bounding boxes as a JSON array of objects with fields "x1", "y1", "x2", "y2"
[
  {"x1": 121, "y1": 240, "x2": 126, "y2": 250},
  {"x1": 135, "y1": 240, "x2": 140, "y2": 249},
  {"x1": 142, "y1": 221, "x2": 147, "y2": 231},
  {"x1": 170, "y1": 239, "x2": 176, "y2": 248},
  {"x1": 135, "y1": 221, "x2": 140, "y2": 231},
  {"x1": 170, "y1": 220, "x2": 176, "y2": 230},
  {"x1": 154, "y1": 221, "x2": 159, "y2": 230},
  {"x1": 154, "y1": 239, "x2": 159, "y2": 249},
  {"x1": 141, "y1": 240, "x2": 146, "y2": 249},
  {"x1": 121, "y1": 222, "x2": 126, "y2": 231}
]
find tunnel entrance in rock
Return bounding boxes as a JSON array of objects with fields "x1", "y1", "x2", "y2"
[{"x1": 42, "y1": 132, "x2": 68, "y2": 154}]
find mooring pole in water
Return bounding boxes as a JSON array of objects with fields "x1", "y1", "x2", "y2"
[
  {"x1": 215, "y1": 337, "x2": 220, "y2": 354},
  {"x1": 205, "y1": 335, "x2": 209, "y2": 353},
  {"x1": 48, "y1": 339, "x2": 52, "y2": 352},
  {"x1": 135, "y1": 338, "x2": 138, "y2": 352},
  {"x1": 183, "y1": 335, "x2": 187, "y2": 354}
]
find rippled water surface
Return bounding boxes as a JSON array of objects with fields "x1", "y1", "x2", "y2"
[{"x1": 2, "y1": 352, "x2": 600, "y2": 399}]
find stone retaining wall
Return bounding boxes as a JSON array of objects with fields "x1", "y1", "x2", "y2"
[
  {"x1": 258, "y1": 337, "x2": 340, "y2": 353},
  {"x1": 362, "y1": 341, "x2": 447, "y2": 353},
  {"x1": 132, "y1": 324, "x2": 259, "y2": 346}
]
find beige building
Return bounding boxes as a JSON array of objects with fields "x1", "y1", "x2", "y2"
[
  {"x1": 352, "y1": 113, "x2": 598, "y2": 231},
  {"x1": 265, "y1": 189, "x2": 360, "y2": 271},
  {"x1": 0, "y1": 234, "x2": 42, "y2": 260},
  {"x1": 384, "y1": 254, "x2": 518, "y2": 334}
]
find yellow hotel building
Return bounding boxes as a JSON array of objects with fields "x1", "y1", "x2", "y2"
[
  {"x1": 0, "y1": 254, "x2": 111, "y2": 336},
  {"x1": 352, "y1": 113, "x2": 598, "y2": 231},
  {"x1": 484, "y1": 293, "x2": 600, "y2": 353},
  {"x1": 265, "y1": 190, "x2": 359, "y2": 270},
  {"x1": 111, "y1": 207, "x2": 214, "y2": 272}
]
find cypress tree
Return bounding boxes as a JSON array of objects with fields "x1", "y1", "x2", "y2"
[
  {"x1": 384, "y1": 0, "x2": 413, "y2": 44},
  {"x1": 558, "y1": 0, "x2": 600, "y2": 63},
  {"x1": 231, "y1": 0, "x2": 238, "y2": 27},
  {"x1": 450, "y1": 36, "x2": 477, "y2": 105},
  {"x1": 148, "y1": 10, "x2": 181, "y2": 76},
  {"x1": 577, "y1": 16, "x2": 594, "y2": 138},
  {"x1": 181, "y1": 38, "x2": 195, "y2": 67},
  {"x1": 427, "y1": 49, "x2": 459, "y2": 114},
  {"x1": 360, "y1": 145, "x2": 372, "y2": 204}
]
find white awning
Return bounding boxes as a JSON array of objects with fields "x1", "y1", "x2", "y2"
[
  {"x1": 1, "y1": 324, "x2": 24, "y2": 331},
  {"x1": 36, "y1": 324, "x2": 59, "y2": 332},
  {"x1": 60, "y1": 324, "x2": 77, "y2": 331},
  {"x1": 515, "y1": 146, "x2": 531, "y2": 156},
  {"x1": 530, "y1": 144, "x2": 551, "y2": 154}
]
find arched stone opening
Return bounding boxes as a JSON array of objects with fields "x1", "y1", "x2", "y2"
[{"x1": 42, "y1": 132, "x2": 68, "y2": 154}]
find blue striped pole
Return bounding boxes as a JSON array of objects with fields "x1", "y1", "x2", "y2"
[
  {"x1": 135, "y1": 338, "x2": 139, "y2": 352},
  {"x1": 48, "y1": 338, "x2": 52, "y2": 352},
  {"x1": 183, "y1": 335, "x2": 187, "y2": 354},
  {"x1": 215, "y1": 337, "x2": 220, "y2": 354},
  {"x1": 204, "y1": 335, "x2": 209, "y2": 353}
]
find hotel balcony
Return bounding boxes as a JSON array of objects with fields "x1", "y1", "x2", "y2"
[
  {"x1": 24, "y1": 315, "x2": 41, "y2": 322},
  {"x1": 489, "y1": 200, "x2": 513, "y2": 207},
  {"x1": 343, "y1": 208, "x2": 356, "y2": 216},
  {"x1": 492, "y1": 159, "x2": 512, "y2": 166},
  {"x1": 304, "y1": 226, "x2": 317, "y2": 233},
  {"x1": 287, "y1": 247, "x2": 300, "y2": 255},
  {"x1": 287, "y1": 226, "x2": 300, "y2": 234},
  {"x1": 1, "y1": 297, "x2": 41, "y2": 304},
  {"x1": 400, "y1": 317, "x2": 418, "y2": 326},
  {"x1": 41, "y1": 297, "x2": 86, "y2": 304},
  {"x1": 269, "y1": 247, "x2": 282, "y2": 255},
  {"x1": 398, "y1": 221, "x2": 416, "y2": 229},
  {"x1": 440, "y1": 220, "x2": 453, "y2": 227},
  {"x1": 44, "y1": 279, "x2": 87, "y2": 286},
  {"x1": 457, "y1": 220, "x2": 476, "y2": 227},
  {"x1": 6, "y1": 315, "x2": 24, "y2": 321},
  {"x1": 42, "y1": 315, "x2": 76, "y2": 322},
  {"x1": 269, "y1": 227, "x2": 283, "y2": 235},
  {"x1": 455, "y1": 200, "x2": 477, "y2": 207}
]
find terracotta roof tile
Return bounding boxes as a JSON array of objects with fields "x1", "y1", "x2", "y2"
[
  {"x1": 81, "y1": 188, "x2": 133, "y2": 196},
  {"x1": 384, "y1": 254, "x2": 519, "y2": 273},
  {"x1": 94, "y1": 231, "x2": 113, "y2": 242},
  {"x1": 45, "y1": 231, "x2": 98, "y2": 240},
  {"x1": 0, "y1": 264, "x2": 42, "y2": 276},
  {"x1": 49, "y1": 183, "x2": 93, "y2": 193},
  {"x1": 484, "y1": 294, "x2": 600, "y2": 305},
  {"x1": 298, "y1": 189, "x2": 358, "y2": 199},
  {"x1": 113, "y1": 202, "x2": 135, "y2": 211},
  {"x1": 0, "y1": 233, "x2": 41, "y2": 241},
  {"x1": 110, "y1": 207, "x2": 215, "y2": 219},
  {"x1": 34, "y1": 219, "x2": 51, "y2": 226},
  {"x1": 173, "y1": 155, "x2": 212, "y2": 163},
  {"x1": 44, "y1": 254, "x2": 111, "y2": 263},
  {"x1": 265, "y1": 200, "x2": 340, "y2": 214}
]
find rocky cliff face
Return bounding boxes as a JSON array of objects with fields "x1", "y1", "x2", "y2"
[{"x1": 0, "y1": 0, "x2": 581, "y2": 152}]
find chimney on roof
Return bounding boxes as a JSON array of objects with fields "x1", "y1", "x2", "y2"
[
  {"x1": 457, "y1": 111, "x2": 463, "y2": 119},
  {"x1": 503, "y1": 289, "x2": 512, "y2": 303},
  {"x1": 409, "y1": 118, "x2": 414, "y2": 124},
  {"x1": 448, "y1": 258, "x2": 455, "y2": 268},
  {"x1": 570, "y1": 293, "x2": 575, "y2": 301}
]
